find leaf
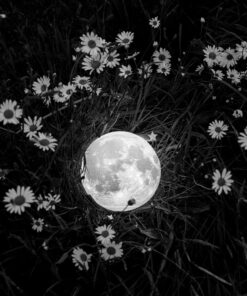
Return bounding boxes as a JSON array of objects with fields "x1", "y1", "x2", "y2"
[
  {"x1": 139, "y1": 228, "x2": 161, "y2": 240},
  {"x1": 56, "y1": 251, "x2": 70, "y2": 264}
]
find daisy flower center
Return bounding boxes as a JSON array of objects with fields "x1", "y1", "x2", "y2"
[
  {"x1": 66, "y1": 89, "x2": 73, "y2": 95},
  {"x1": 226, "y1": 54, "x2": 233, "y2": 60},
  {"x1": 41, "y1": 85, "x2": 47, "y2": 92},
  {"x1": 122, "y1": 38, "x2": 130, "y2": 44},
  {"x1": 208, "y1": 52, "x2": 216, "y2": 60},
  {"x1": 39, "y1": 139, "x2": 50, "y2": 146},
  {"x1": 88, "y1": 40, "x2": 96, "y2": 49},
  {"x1": 106, "y1": 246, "x2": 116, "y2": 255},
  {"x1": 80, "y1": 253, "x2": 87, "y2": 262},
  {"x1": 3, "y1": 109, "x2": 14, "y2": 119},
  {"x1": 107, "y1": 55, "x2": 114, "y2": 62},
  {"x1": 158, "y1": 54, "x2": 166, "y2": 61},
  {"x1": 217, "y1": 177, "x2": 226, "y2": 186},
  {"x1": 29, "y1": 124, "x2": 37, "y2": 132},
  {"x1": 125, "y1": 70, "x2": 131, "y2": 75},
  {"x1": 91, "y1": 60, "x2": 101, "y2": 69},
  {"x1": 101, "y1": 230, "x2": 109, "y2": 238},
  {"x1": 79, "y1": 79, "x2": 87, "y2": 85},
  {"x1": 13, "y1": 195, "x2": 25, "y2": 206},
  {"x1": 215, "y1": 127, "x2": 222, "y2": 133}
]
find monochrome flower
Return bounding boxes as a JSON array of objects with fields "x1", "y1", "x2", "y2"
[
  {"x1": 232, "y1": 109, "x2": 243, "y2": 118},
  {"x1": 32, "y1": 76, "x2": 50, "y2": 95},
  {"x1": 195, "y1": 64, "x2": 204, "y2": 75},
  {"x1": 219, "y1": 47, "x2": 240, "y2": 68},
  {"x1": 23, "y1": 116, "x2": 43, "y2": 139},
  {"x1": 44, "y1": 193, "x2": 61, "y2": 210},
  {"x1": 60, "y1": 83, "x2": 76, "y2": 99},
  {"x1": 149, "y1": 16, "x2": 160, "y2": 28},
  {"x1": 226, "y1": 69, "x2": 241, "y2": 84},
  {"x1": 207, "y1": 120, "x2": 228, "y2": 140},
  {"x1": 82, "y1": 53, "x2": 106, "y2": 74},
  {"x1": 153, "y1": 48, "x2": 171, "y2": 65},
  {"x1": 4, "y1": 186, "x2": 35, "y2": 215},
  {"x1": 156, "y1": 61, "x2": 171, "y2": 75},
  {"x1": 73, "y1": 75, "x2": 91, "y2": 90},
  {"x1": 116, "y1": 31, "x2": 134, "y2": 49},
  {"x1": 72, "y1": 247, "x2": 92, "y2": 271},
  {"x1": 138, "y1": 62, "x2": 153, "y2": 79},
  {"x1": 100, "y1": 241, "x2": 123, "y2": 261},
  {"x1": 32, "y1": 132, "x2": 58, "y2": 152},
  {"x1": 236, "y1": 41, "x2": 247, "y2": 59},
  {"x1": 119, "y1": 64, "x2": 132, "y2": 78},
  {"x1": 105, "y1": 49, "x2": 120, "y2": 68},
  {"x1": 95, "y1": 224, "x2": 116, "y2": 245},
  {"x1": 238, "y1": 127, "x2": 247, "y2": 150},
  {"x1": 79, "y1": 32, "x2": 104, "y2": 56},
  {"x1": 203, "y1": 45, "x2": 223, "y2": 67},
  {"x1": 212, "y1": 168, "x2": 233, "y2": 195},
  {"x1": 211, "y1": 69, "x2": 224, "y2": 81},
  {"x1": 0, "y1": 99, "x2": 23, "y2": 125},
  {"x1": 32, "y1": 218, "x2": 45, "y2": 232}
]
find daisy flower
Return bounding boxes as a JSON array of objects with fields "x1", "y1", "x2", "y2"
[
  {"x1": 0, "y1": 99, "x2": 23, "y2": 125},
  {"x1": 23, "y1": 116, "x2": 43, "y2": 139},
  {"x1": 226, "y1": 69, "x2": 241, "y2": 84},
  {"x1": 32, "y1": 76, "x2": 50, "y2": 95},
  {"x1": 3, "y1": 186, "x2": 35, "y2": 215},
  {"x1": 232, "y1": 109, "x2": 243, "y2": 118},
  {"x1": 156, "y1": 61, "x2": 171, "y2": 75},
  {"x1": 35, "y1": 195, "x2": 49, "y2": 211},
  {"x1": 212, "y1": 168, "x2": 233, "y2": 195},
  {"x1": 32, "y1": 132, "x2": 58, "y2": 152},
  {"x1": 207, "y1": 120, "x2": 228, "y2": 140},
  {"x1": 116, "y1": 31, "x2": 134, "y2": 49},
  {"x1": 203, "y1": 45, "x2": 223, "y2": 67},
  {"x1": 73, "y1": 75, "x2": 91, "y2": 90},
  {"x1": 153, "y1": 48, "x2": 171, "y2": 65},
  {"x1": 195, "y1": 64, "x2": 204, "y2": 75},
  {"x1": 32, "y1": 218, "x2": 45, "y2": 232},
  {"x1": 105, "y1": 49, "x2": 120, "y2": 68},
  {"x1": 72, "y1": 247, "x2": 92, "y2": 271},
  {"x1": 236, "y1": 41, "x2": 247, "y2": 59},
  {"x1": 149, "y1": 16, "x2": 160, "y2": 28},
  {"x1": 119, "y1": 64, "x2": 132, "y2": 78},
  {"x1": 211, "y1": 69, "x2": 224, "y2": 81},
  {"x1": 53, "y1": 85, "x2": 67, "y2": 103},
  {"x1": 60, "y1": 83, "x2": 76, "y2": 99},
  {"x1": 44, "y1": 193, "x2": 61, "y2": 210},
  {"x1": 138, "y1": 62, "x2": 153, "y2": 79},
  {"x1": 101, "y1": 241, "x2": 123, "y2": 261},
  {"x1": 219, "y1": 47, "x2": 240, "y2": 68},
  {"x1": 95, "y1": 224, "x2": 116, "y2": 245},
  {"x1": 238, "y1": 127, "x2": 247, "y2": 150},
  {"x1": 81, "y1": 53, "x2": 106, "y2": 74},
  {"x1": 79, "y1": 32, "x2": 104, "y2": 56}
]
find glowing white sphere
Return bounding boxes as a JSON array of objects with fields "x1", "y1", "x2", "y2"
[{"x1": 81, "y1": 131, "x2": 161, "y2": 211}]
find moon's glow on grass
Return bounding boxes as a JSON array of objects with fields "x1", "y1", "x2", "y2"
[{"x1": 81, "y1": 131, "x2": 161, "y2": 211}]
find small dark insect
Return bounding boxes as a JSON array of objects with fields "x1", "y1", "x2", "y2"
[{"x1": 128, "y1": 198, "x2": 136, "y2": 206}]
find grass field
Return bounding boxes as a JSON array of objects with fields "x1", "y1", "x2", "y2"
[{"x1": 1, "y1": 0, "x2": 247, "y2": 295}]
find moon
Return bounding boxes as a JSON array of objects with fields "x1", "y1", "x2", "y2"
[{"x1": 81, "y1": 131, "x2": 161, "y2": 211}]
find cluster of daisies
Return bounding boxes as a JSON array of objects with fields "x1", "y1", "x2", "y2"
[
  {"x1": 0, "y1": 99, "x2": 58, "y2": 152},
  {"x1": 207, "y1": 119, "x2": 247, "y2": 149},
  {"x1": 206, "y1": 119, "x2": 247, "y2": 195},
  {"x1": 72, "y1": 224, "x2": 123, "y2": 271},
  {"x1": 73, "y1": 24, "x2": 171, "y2": 79},
  {"x1": 3, "y1": 185, "x2": 61, "y2": 231},
  {"x1": 197, "y1": 41, "x2": 247, "y2": 85}
]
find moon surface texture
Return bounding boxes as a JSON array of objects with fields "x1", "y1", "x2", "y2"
[{"x1": 81, "y1": 131, "x2": 161, "y2": 211}]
